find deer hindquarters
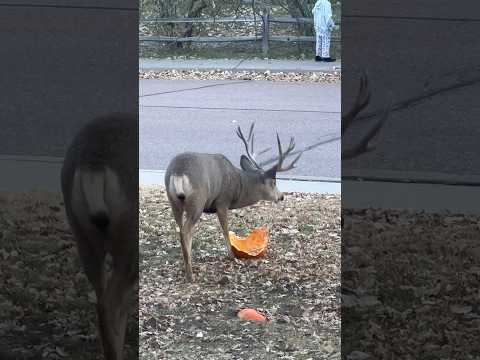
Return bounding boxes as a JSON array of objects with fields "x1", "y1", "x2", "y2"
[{"x1": 168, "y1": 174, "x2": 193, "y2": 202}]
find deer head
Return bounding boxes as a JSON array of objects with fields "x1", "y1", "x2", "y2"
[{"x1": 236, "y1": 122, "x2": 302, "y2": 202}]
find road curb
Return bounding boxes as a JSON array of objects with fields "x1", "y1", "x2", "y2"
[
  {"x1": 139, "y1": 59, "x2": 342, "y2": 74},
  {"x1": 140, "y1": 66, "x2": 342, "y2": 75},
  {"x1": 343, "y1": 169, "x2": 480, "y2": 187},
  {"x1": 343, "y1": 179, "x2": 480, "y2": 215},
  {"x1": 140, "y1": 169, "x2": 340, "y2": 183}
]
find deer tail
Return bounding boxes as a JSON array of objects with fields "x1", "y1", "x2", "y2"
[
  {"x1": 77, "y1": 166, "x2": 110, "y2": 229},
  {"x1": 169, "y1": 174, "x2": 192, "y2": 202}
]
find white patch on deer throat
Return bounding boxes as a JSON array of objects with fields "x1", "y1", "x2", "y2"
[{"x1": 170, "y1": 174, "x2": 192, "y2": 197}]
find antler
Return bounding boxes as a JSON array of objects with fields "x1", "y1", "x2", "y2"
[
  {"x1": 342, "y1": 72, "x2": 392, "y2": 159},
  {"x1": 273, "y1": 133, "x2": 302, "y2": 172},
  {"x1": 236, "y1": 123, "x2": 271, "y2": 169},
  {"x1": 342, "y1": 72, "x2": 371, "y2": 135}
]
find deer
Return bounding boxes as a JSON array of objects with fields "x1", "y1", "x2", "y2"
[
  {"x1": 165, "y1": 124, "x2": 302, "y2": 281},
  {"x1": 61, "y1": 113, "x2": 138, "y2": 360}
]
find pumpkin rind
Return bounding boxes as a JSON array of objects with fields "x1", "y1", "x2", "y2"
[
  {"x1": 237, "y1": 308, "x2": 267, "y2": 321},
  {"x1": 229, "y1": 227, "x2": 269, "y2": 259}
]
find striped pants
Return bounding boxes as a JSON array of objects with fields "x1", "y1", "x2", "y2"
[{"x1": 316, "y1": 33, "x2": 331, "y2": 58}]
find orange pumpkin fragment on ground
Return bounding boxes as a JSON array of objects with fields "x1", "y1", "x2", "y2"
[
  {"x1": 228, "y1": 227, "x2": 269, "y2": 259},
  {"x1": 237, "y1": 308, "x2": 267, "y2": 322}
]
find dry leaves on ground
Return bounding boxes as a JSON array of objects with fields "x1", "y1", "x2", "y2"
[
  {"x1": 139, "y1": 69, "x2": 341, "y2": 83},
  {"x1": 343, "y1": 208, "x2": 480, "y2": 359},
  {"x1": 0, "y1": 192, "x2": 138, "y2": 359},
  {"x1": 140, "y1": 186, "x2": 341, "y2": 360}
]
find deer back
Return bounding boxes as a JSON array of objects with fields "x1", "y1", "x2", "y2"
[{"x1": 165, "y1": 152, "x2": 243, "y2": 211}]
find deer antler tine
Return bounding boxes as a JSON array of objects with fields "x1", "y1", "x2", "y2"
[
  {"x1": 360, "y1": 71, "x2": 367, "y2": 92},
  {"x1": 250, "y1": 132, "x2": 255, "y2": 153},
  {"x1": 274, "y1": 132, "x2": 284, "y2": 168},
  {"x1": 236, "y1": 126, "x2": 243, "y2": 139},
  {"x1": 248, "y1": 122, "x2": 255, "y2": 140},
  {"x1": 290, "y1": 151, "x2": 302, "y2": 167},
  {"x1": 362, "y1": 72, "x2": 371, "y2": 105},
  {"x1": 265, "y1": 131, "x2": 303, "y2": 172},
  {"x1": 288, "y1": 137, "x2": 295, "y2": 153},
  {"x1": 237, "y1": 125, "x2": 250, "y2": 152},
  {"x1": 236, "y1": 123, "x2": 266, "y2": 168},
  {"x1": 342, "y1": 72, "x2": 372, "y2": 135},
  {"x1": 342, "y1": 89, "x2": 392, "y2": 160},
  {"x1": 276, "y1": 132, "x2": 284, "y2": 157},
  {"x1": 276, "y1": 150, "x2": 303, "y2": 172}
]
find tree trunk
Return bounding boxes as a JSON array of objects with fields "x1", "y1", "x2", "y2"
[{"x1": 180, "y1": 0, "x2": 207, "y2": 48}]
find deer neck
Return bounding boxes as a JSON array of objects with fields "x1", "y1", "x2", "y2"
[{"x1": 230, "y1": 169, "x2": 264, "y2": 209}]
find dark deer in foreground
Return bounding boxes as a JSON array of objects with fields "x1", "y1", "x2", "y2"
[
  {"x1": 342, "y1": 72, "x2": 392, "y2": 159},
  {"x1": 61, "y1": 114, "x2": 138, "y2": 360},
  {"x1": 165, "y1": 124, "x2": 302, "y2": 281}
]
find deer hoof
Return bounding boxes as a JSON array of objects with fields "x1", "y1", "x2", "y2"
[{"x1": 185, "y1": 270, "x2": 194, "y2": 282}]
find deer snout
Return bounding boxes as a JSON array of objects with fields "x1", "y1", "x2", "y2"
[{"x1": 278, "y1": 193, "x2": 285, "y2": 201}]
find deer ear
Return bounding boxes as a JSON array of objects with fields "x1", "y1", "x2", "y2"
[{"x1": 240, "y1": 155, "x2": 258, "y2": 172}]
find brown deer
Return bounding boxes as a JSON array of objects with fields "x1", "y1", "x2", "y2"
[
  {"x1": 61, "y1": 113, "x2": 138, "y2": 360},
  {"x1": 165, "y1": 124, "x2": 302, "y2": 281}
]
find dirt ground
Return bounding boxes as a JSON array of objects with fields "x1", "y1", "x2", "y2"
[
  {"x1": 0, "y1": 192, "x2": 138, "y2": 360},
  {"x1": 139, "y1": 186, "x2": 341, "y2": 360}
]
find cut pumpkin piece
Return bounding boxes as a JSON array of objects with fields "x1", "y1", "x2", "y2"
[
  {"x1": 229, "y1": 226, "x2": 269, "y2": 259},
  {"x1": 237, "y1": 308, "x2": 267, "y2": 322}
]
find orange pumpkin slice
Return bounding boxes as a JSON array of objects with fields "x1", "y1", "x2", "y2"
[
  {"x1": 228, "y1": 227, "x2": 269, "y2": 259},
  {"x1": 237, "y1": 308, "x2": 267, "y2": 322}
]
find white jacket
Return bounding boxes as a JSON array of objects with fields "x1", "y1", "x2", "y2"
[{"x1": 312, "y1": 0, "x2": 334, "y2": 35}]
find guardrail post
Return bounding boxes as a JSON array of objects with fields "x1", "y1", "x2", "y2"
[{"x1": 261, "y1": 8, "x2": 270, "y2": 56}]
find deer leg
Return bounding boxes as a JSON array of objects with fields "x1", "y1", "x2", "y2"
[
  {"x1": 216, "y1": 208, "x2": 235, "y2": 259},
  {"x1": 171, "y1": 207, "x2": 183, "y2": 242},
  {"x1": 103, "y1": 257, "x2": 136, "y2": 360},
  {"x1": 170, "y1": 204, "x2": 193, "y2": 281},
  {"x1": 74, "y1": 234, "x2": 112, "y2": 358},
  {"x1": 180, "y1": 210, "x2": 202, "y2": 281},
  {"x1": 180, "y1": 216, "x2": 198, "y2": 282}
]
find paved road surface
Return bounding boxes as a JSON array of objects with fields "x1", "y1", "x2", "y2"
[{"x1": 140, "y1": 79, "x2": 341, "y2": 179}]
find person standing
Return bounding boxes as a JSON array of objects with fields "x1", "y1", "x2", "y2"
[{"x1": 312, "y1": 0, "x2": 336, "y2": 62}]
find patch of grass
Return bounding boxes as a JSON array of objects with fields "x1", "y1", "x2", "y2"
[{"x1": 299, "y1": 223, "x2": 315, "y2": 235}]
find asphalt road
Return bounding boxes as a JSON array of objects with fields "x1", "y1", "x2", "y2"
[{"x1": 140, "y1": 79, "x2": 341, "y2": 179}]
